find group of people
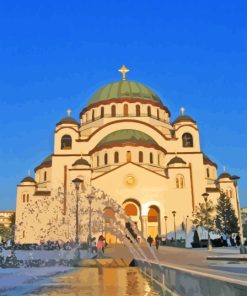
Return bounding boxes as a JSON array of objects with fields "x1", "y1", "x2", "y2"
[
  {"x1": 147, "y1": 235, "x2": 161, "y2": 250},
  {"x1": 220, "y1": 233, "x2": 241, "y2": 247},
  {"x1": 91, "y1": 235, "x2": 107, "y2": 257}
]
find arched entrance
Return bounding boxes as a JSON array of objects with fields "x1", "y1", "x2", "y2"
[
  {"x1": 123, "y1": 199, "x2": 142, "y2": 238},
  {"x1": 147, "y1": 205, "x2": 160, "y2": 238},
  {"x1": 103, "y1": 207, "x2": 117, "y2": 244}
]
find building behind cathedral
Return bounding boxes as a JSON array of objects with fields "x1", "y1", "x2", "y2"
[{"x1": 15, "y1": 67, "x2": 241, "y2": 244}]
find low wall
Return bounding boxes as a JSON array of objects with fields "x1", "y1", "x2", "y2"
[{"x1": 135, "y1": 259, "x2": 247, "y2": 296}]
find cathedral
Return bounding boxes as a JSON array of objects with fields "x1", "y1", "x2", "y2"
[{"x1": 15, "y1": 66, "x2": 241, "y2": 244}]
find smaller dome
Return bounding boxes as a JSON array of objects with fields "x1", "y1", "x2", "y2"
[
  {"x1": 173, "y1": 115, "x2": 196, "y2": 125},
  {"x1": 218, "y1": 172, "x2": 231, "y2": 180},
  {"x1": 203, "y1": 154, "x2": 217, "y2": 168},
  {"x1": 97, "y1": 129, "x2": 157, "y2": 149},
  {"x1": 34, "y1": 154, "x2": 52, "y2": 172},
  {"x1": 72, "y1": 158, "x2": 91, "y2": 167},
  {"x1": 56, "y1": 116, "x2": 79, "y2": 127},
  {"x1": 167, "y1": 156, "x2": 186, "y2": 166},
  {"x1": 42, "y1": 155, "x2": 52, "y2": 164},
  {"x1": 21, "y1": 176, "x2": 36, "y2": 183}
]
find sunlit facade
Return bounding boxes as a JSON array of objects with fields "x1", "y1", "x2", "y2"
[{"x1": 15, "y1": 67, "x2": 241, "y2": 243}]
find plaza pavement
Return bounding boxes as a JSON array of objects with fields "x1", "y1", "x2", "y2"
[{"x1": 105, "y1": 245, "x2": 247, "y2": 285}]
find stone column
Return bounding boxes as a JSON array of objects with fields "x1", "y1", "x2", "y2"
[{"x1": 142, "y1": 216, "x2": 148, "y2": 238}]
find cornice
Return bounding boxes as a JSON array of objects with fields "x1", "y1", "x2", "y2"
[{"x1": 76, "y1": 119, "x2": 176, "y2": 142}]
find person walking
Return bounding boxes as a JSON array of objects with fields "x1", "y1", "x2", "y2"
[
  {"x1": 155, "y1": 235, "x2": 160, "y2": 250},
  {"x1": 236, "y1": 233, "x2": 241, "y2": 247},
  {"x1": 97, "y1": 236, "x2": 104, "y2": 258},
  {"x1": 147, "y1": 235, "x2": 153, "y2": 247}
]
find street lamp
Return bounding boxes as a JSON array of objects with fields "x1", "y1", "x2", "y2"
[
  {"x1": 172, "y1": 211, "x2": 176, "y2": 241},
  {"x1": 186, "y1": 215, "x2": 189, "y2": 233},
  {"x1": 202, "y1": 192, "x2": 212, "y2": 251},
  {"x1": 231, "y1": 175, "x2": 244, "y2": 251},
  {"x1": 72, "y1": 178, "x2": 82, "y2": 245},
  {"x1": 85, "y1": 193, "x2": 95, "y2": 253},
  {"x1": 164, "y1": 216, "x2": 168, "y2": 239}
]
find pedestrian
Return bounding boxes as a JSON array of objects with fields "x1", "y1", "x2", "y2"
[
  {"x1": 91, "y1": 237, "x2": 97, "y2": 254},
  {"x1": 236, "y1": 233, "x2": 241, "y2": 246},
  {"x1": 155, "y1": 235, "x2": 160, "y2": 250},
  {"x1": 147, "y1": 235, "x2": 153, "y2": 247},
  {"x1": 97, "y1": 236, "x2": 104, "y2": 258},
  {"x1": 222, "y1": 234, "x2": 227, "y2": 247},
  {"x1": 226, "y1": 235, "x2": 231, "y2": 247}
]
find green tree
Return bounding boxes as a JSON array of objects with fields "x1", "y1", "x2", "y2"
[
  {"x1": 192, "y1": 196, "x2": 215, "y2": 250},
  {"x1": 192, "y1": 199, "x2": 215, "y2": 231},
  {"x1": 215, "y1": 193, "x2": 239, "y2": 235}
]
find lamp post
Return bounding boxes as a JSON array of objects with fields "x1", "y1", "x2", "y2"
[
  {"x1": 231, "y1": 175, "x2": 244, "y2": 250},
  {"x1": 164, "y1": 216, "x2": 168, "y2": 239},
  {"x1": 202, "y1": 192, "x2": 212, "y2": 251},
  {"x1": 72, "y1": 178, "x2": 82, "y2": 245},
  {"x1": 186, "y1": 215, "x2": 189, "y2": 233},
  {"x1": 85, "y1": 193, "x2": 95, "y2": 253},
  {"x1": 172, "y1": 211, "x2": 176, "y2": 241}
]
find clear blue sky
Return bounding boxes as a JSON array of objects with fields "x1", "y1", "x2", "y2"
[{"x1": 0, "y1": 1, "x2": 246, "y2": 209}]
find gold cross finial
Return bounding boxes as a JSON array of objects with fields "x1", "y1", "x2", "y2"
[
  {"x1": 80, "y1": 152, "x2": 83, "y2": 159},
  {"x1": 67, "y1": 109, "x2": 71, "y2": 117},
  {"x1": 28, "y1": 169, "x2": 31, "y2": 176},
  {"x1": 118, "y1": 65, "x2": 129, "y2": 80},
  {"x1": 180, "y1": 107, "x2": 185, "y2": 115}
]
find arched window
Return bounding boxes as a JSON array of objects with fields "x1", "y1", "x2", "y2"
[
  {"x1": 182, "y1": 133, "x2": 193, "y2": 147},
  {"x1": 61, "y1": 135, "x2": 72, "y2": 150},
  {"x1": 126, "y1": 151, "x2": 131, "y2": 162},
  {"x1": 150, "y1": 152, "x2": 153, "y2": 164},
  {"x1": 148, "y1": 206, "x2": 159, "y2": 222},
  {"x1": 44, "y1": 171, "x2": 47, "y2": 181},
  {"x1": 27, "y1": 194, "x2": 29, "y2": 202},
  {"x1": 111, "y1": 105, "x2": 116, "y2": 117},
  {"x1": 136, "y1": 105, "x2": 141, "y2": 117},
  {"x1": 176, "y1": 174, "x2": 185, "y2": 188},
  {"x1": 114, "y1": 151, "x2": 119, "y2": 163},
  {"x1": 157, "y1": 109, "x2": 160, "y2": 120},
  {"x1": 147, "y1": 106, "x2": 151, "y2": 117},
  {"x1": 139, "y1": 151, "x2": 143, "y2": 163},
  {"x1": 206, "y1": 168, "x2": 210, "y2": 178},
  {"x1": 23, "y1": 194, "x2": 26, "y2": 203},
  {"x1": 124, "y1": 203, "x2": 138, "y2": 216},
  {"x1": 97, "y1": 155, "x2": 99, "y2": 167},
  {"x1": 123, "y1": 104, "x2": 128, "y2": 116},
  {"x1": 104, "y1": 153, "x2": 108, "y2": 165},
  {"x1": 101, "y1": 107, "x2": 104, "y2": 118},
  {"x1": 226, "y1": 188, "x2": 233, "y2": 198},
  {"x1": 92, "y1": 110, "x2": 95, "y2": 121}
]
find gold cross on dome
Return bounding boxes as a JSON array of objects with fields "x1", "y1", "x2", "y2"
[
  {"x1": 180, "y1": 107, "x2": 185, "y2": 115},
  {"x1": 80, "y1": 152, "x2": 83, "y2": 159},
  {"x1": 67, "y1": 109, "x2": 72, "y2": 117},
  {"x1": 118, "y1": 65, "x2": 129, "y2": 80}
]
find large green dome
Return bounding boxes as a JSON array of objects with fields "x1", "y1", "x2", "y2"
[
  {"x1": 88, "y1": 80, "x2": 162, "y2": 105},
  {"x1": 96, "y1": 129, "x2": 157, "y2": 148}
]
